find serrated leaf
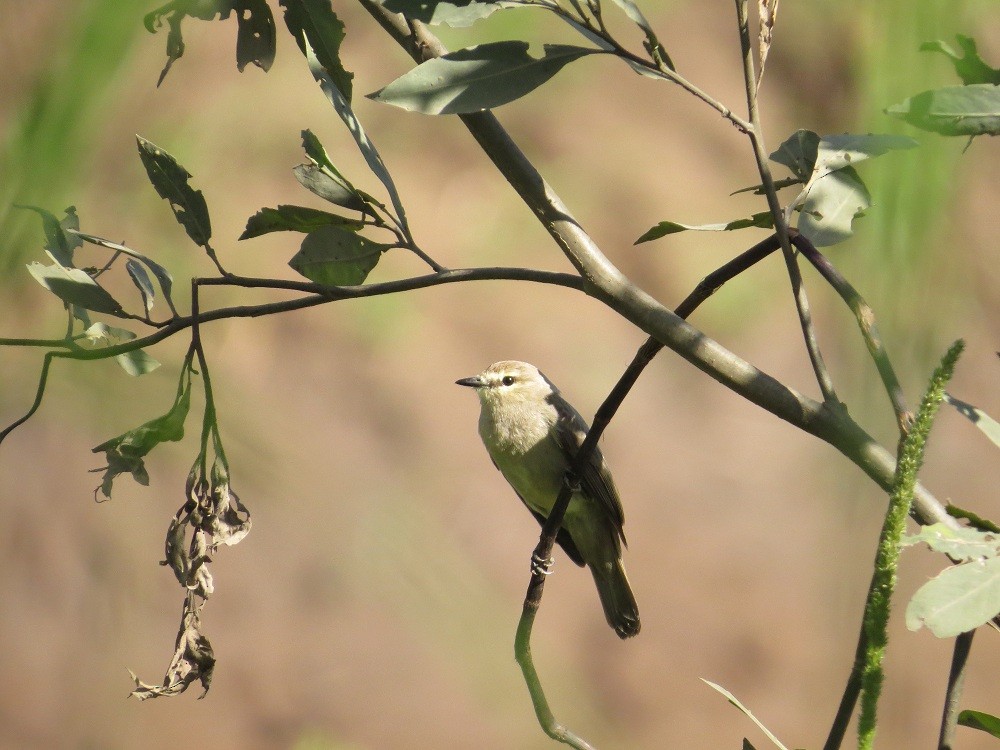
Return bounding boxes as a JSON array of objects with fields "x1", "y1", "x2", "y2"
[
  {"x1": 239, "y1": 205, "x2": 363, "y2": 239},
  {"x1": 797, "y1": 166, "x2": 870, "y2": 247},
  {"x1": 920, "y1": 35, "x2": 1000, "y2": 85},
  {"x1": 281, "y1": 0, "x2": 354, "y2": 101},
  {"x1": 958, "y1": 710, "x2": 1000, "y2": 739},
  {"x1": 15, "y1": 204, "x2": 81, "y2": 266},
  {"x1": 902, "y1": 523, "x2": 1000, "y2": 561},
  {"x1": 770, "y1": 129, "x2": 820, "y2": 181},
  {"x1": 137, "y1": 135, "x2": 212, "y2": 246},
  {"x1": 293, "y1": 164, "x2": 367, "y2": 211},
  {"x1": 116, "y1": 349, "x2": 162, "y2": 377},
  {"x1": 126, "y1": 259, "x2": 156, "y2": 313},
  {"x1": 906, "y1": 556, "x2": 1000, "y2": 637},
  {"x1": 635, "y1": 211, "x2": 774, "y2": 244},
  {"x1": 289, "y1": 225, "x2": 389, "y2": 285},
  {"x1": 945, "y1": 392, "x2": 1000, "y2": 449},
  {"x1": 886, "y1": 84, "x2": 1000, "y2": 137},
  {"x1": 368, "y1": 41, "x2": 599, "y2": 115},
  {"x1": 235, "y1": 0, "x2": 276, "y2": 72},
  {"x1": 27, "y1": 262, "x2": 124, "y2": 315},
  {"x1": 381, "y1": 0, "x2": 515, "y2": 27},
  {"x1": 92, "y1": 369, "x2": 192, "y2": 498}
]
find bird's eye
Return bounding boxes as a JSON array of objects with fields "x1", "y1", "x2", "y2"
[{"x1": 501, "y1": 375, "x2": 515, "y2": 386}]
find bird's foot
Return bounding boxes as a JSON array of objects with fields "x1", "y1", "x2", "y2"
[{"x1": 531, "y1": 553, "x2": 554, "y2": 576}]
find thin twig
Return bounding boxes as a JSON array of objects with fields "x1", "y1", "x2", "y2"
[
  {"x1": 733, "y1": 0, "x2": 839, "y2": 409},
  {"x1": 938, "y1": 630, "x2": 975, "y2": 750},
  {"x1": 790, "y1": 232, "x2": 913, "y2": 434}
]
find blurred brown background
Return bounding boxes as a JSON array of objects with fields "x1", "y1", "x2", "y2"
[{"x1": 1, "y1": 1, "x2": 998, "y2": 748}]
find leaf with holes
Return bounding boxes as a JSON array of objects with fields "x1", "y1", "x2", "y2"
[
  {"x1": 137, "y1": 135, "x2": 212, "y2": 246},
  {"x1": 906, "y1": 557, "x2": 1000, "y2": 637}
]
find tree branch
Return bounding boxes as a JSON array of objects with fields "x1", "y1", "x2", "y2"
[{"x1": 358, "y1": 1, "x2": 958, "y2": 535}]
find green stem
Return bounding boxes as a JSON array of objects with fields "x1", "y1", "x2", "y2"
[{"x1": 857, "y1": 340, "x2": 964, "y2": 749}]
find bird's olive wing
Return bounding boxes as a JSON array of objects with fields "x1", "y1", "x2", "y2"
[{"x1": 549, "y1": 395, "x2": 627, "y2": 543}]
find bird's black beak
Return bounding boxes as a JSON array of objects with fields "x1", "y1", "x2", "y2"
[{"x1": 455, "y1": 376, "x2": 483, "y2": 388}]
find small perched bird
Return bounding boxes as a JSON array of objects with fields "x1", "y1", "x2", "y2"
[{"x1": 457, "y1": 360, "x2": 640, "y2": 638}]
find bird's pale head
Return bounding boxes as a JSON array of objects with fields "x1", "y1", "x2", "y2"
[{"x1": 455, "y1": 360, "x2": 558, "y2": 410}]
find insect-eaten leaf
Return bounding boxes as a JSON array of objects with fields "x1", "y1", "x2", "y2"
[
  {"x1": 281, "y1": 0, "x2": 354, "y2": 101},
  {"x1": 293, "y1": 164, "x2": 367, "y2": 212},
  {"x1": 137, "y1": 135, "x2": 212, "y2": 246},
  {"x1": 15, "y1": 204, "x2": 81, "y2": 266},
  {"x1": 289, "y1": 225, "x2": 389, "y2": 285},
  {"x1": 797, "y1": 166, "x2": 870, "y2": 247},
  {"x1": 906, "y1": 556, "x2": 1000, "y2": 637},
  {"x1": 902, "y1": 523, "x2": 1000, "y2": 561},
  {"x1": 769, "y1": 129, "x2": 820, "y2": 182},
  {"x1": 368, "y1": 41, "x2": 599, "y2": 115},
  {"x1": 27, "y1": 262, "x2": 124, "y2": 315},
  {"x1": 886, "y1": 84, "x2": 1000, "y2": 137},
  {"x1": 240, "y1": 205, "x2": 363, "y2": 239},
  {"x1": 635, "y1": 211, "x2": 773, "y2": 244},
  {"x1": 381, "y1": 0, "x2": 516, "y2": 27},
  {"x1": 920, "y1": 35, "x2": 1000, "y2": 85},
  {"x1": 235, "y1": 0, "x2": 276, "y2": 72},
  {"x1": 92, "y1": 373, "x2": 192, "y2": 499}
]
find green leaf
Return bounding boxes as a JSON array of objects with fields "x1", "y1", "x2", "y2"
[
  {"x1": 701, "y1": 680, "x2": 789, "y2": 750},
  {"x1": 811, "y1": 133, "x2": 917, "y2": 180},
  {"x1": 14, "y1": 204, "x2": 81, "y2": 266},
  {"x1": 26, "y1": 262, "x2": 124, "y2": 315},
  {"x1": 116, "y1": 349, "x2": 162, "y2": 377},
  {"x1": 235, "y1": 0, "x2": 276, "y2": 72},
  {"x1": 945, "y1": 392, "x2": 1000, "y2": 449},
  {"x1": 70, "y1": 230, "x2": 179, "y2": 317},
  {"x1": 886, "y1": 84, "x2": 1000, "y2": 137},
  {"x1": 289, "y1": 225, "x2": 389, "y2": 285},
  {"x1": 292, "y1": 164, "x2": 367, "y2": 211},
  {"x1": 797, "y1": 165, "x2": 870, "y2": 247},
  {"x1": 902, "y1": 523, "x2": 1000, "y2": 561},
  {"x1": 920, "y1": 35, "x2": 1000, "y2": 85},
  {"x1": 769, "y1": 129, "x2": 819, "y2": 181},
  {"x1": 83, "y1": 322, "x2": 137, "y2": 346},
  {"x1": 368, "y1": 41, "x2": 600, "y2": 115},
  {"x1": 381, "y1": 0, "x2": 515, "y2": 27},
  {"x1": 635, "y1": 212, "x2": 774, "y2": 244},
  {"x1": 126, "y1": 259, "x2": 156, "y2": 313},
  {"x1": 906, "y1": 556, "x2": 1000, "y2": 637},
  {"x1": 92, "y1": 368, "x2": 192, "y2": 498},
  {"x1": 947, "y1": 504, "x2": 1000, "y2": 534},
  {"x1": 239, "y1": 205, "x2": 363, "y2": 239},
  {"x1": 280, "y1": 0, "x2": 354, "y2": 101},
  {"x1": 136, "y1": 135, "x2": 213, "y2": 246},
  {"x1": 958, "y1": 710, "x2": 1000, "y2": 739},
  {"x1": 301, "y1": 43, "x2": 411, "y2": 236}
]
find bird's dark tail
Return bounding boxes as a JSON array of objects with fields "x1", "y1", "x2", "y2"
[{"x1": 590, "y1": 559, "x2": 640, "y2": 638}]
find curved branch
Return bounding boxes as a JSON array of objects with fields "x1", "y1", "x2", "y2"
[{"x1": 358, "y1": 2, "x2": 957, "y2": 533}]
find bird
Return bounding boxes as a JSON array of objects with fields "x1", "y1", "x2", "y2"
[{"x1": 456, "y1": 360, "x2": 639, "y2": 638}]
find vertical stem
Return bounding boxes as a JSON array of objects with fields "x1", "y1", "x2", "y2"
[
  {"x1": 938, "y1": 630, "x2": 975, "y2": 750},
  {"x1": 733, "y1": 0, "x2": 839, "y2": 408}
]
